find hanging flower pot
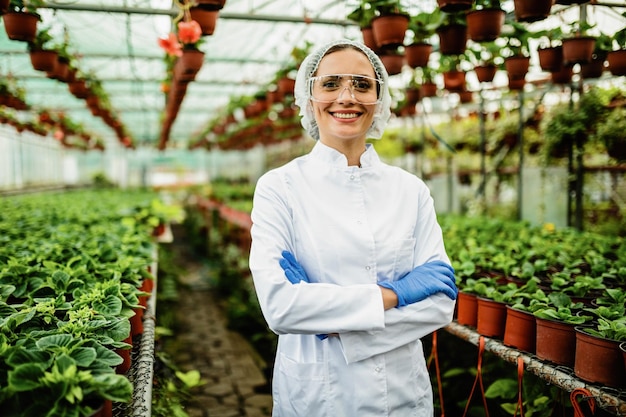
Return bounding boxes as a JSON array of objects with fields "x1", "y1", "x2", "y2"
[
  {"x1": 405, "y1": 42, "x2": 432, "y2": 68},
  {"x1": 535, "y1": 317, "x2": 577, "y2": 366},
  {"x1": 476, "y1": 297, "x2": 507, "y2": 339},
  {"x1": 551, "y1": 65, "x2": 573, "y2": 84},
  {"x1": 360, "y1": 26, "x2": 378, "y2": 52},
  {"x1": 456, "y1": 291, "x2": 478, "y2": 327},
  {"x1": 371, "y1": 13, "x2": 409, "y2": 49},
  {"x1": 474, "y1": 64, "x2": 497, "y2": 83},
  {"x1": 0, "y1": 0, "x2": 8, "y2": 13},
  {"x1": 189, "y1": 7, "x2": 219, "y2": 36},
  {"x1": 562, "y1": 36, "x2": 596, "y2": 66},
  {"x1": 443, "y1": 70, "x2": 465, "y2": 92},
  {"x1": 537, "y1": 46, "x2": 563, "y2": 72},
  {"x1": 437, "y1": 0, "x2": 473, "y2": 12},
  {"x1": 175, "y1": 48, "x2": 205, "y2": 81},
  {"x1": 513, "y1": 0, "x2": 553, "y2": 22},
  {"x1": 277, "y1": 76, "x2": 295, "y2": 95},
  {"x1": 507, "y1": 75, "x2": 525, "y2": 91},
  {"x1": 405, "y1": 87, "x2": 421, "y2": 106},
  {"x1": 195, "y1": 0, "x2": 226, "y2": 10},
  {"x1": 503, "y1": 307, "x2": 536, "y2": 353},
  {"x1": 29, "y1": 48, "x2": 58, "y2": 72},
  {"x1": 607, "y1": 49, "x2": 626, "y2": 76},
  {"x1": 580, "y1": 56, "x2": 605, "y2": 79},
  {"x1": 2, "y1": 11, "x2": 39, "y2": 42},
  {"x1": 574, "y1": 327, "x2": 626, "y2": 388},
  {"x1": 466, "y1": 8, "x2": 505, "y2": 42},
  {"x1": 504, "y1": 55, "x2": 530, "y2": 79},
  {"x1": 437, "y1": 23, "x2": 467, "y2": 55},
  {"x1": 378, "y1": 49, "x2": 404, "y2": 76},
  {"x1": 421, "y1": 82, "x2": 438, "y2": 98}
]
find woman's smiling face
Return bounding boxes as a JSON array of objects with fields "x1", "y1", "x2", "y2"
[{"x1": 311, "y1": 48, "x2": 378, "y2": 146}]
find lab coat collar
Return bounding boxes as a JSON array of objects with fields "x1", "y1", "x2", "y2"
[{"x1": 311, "y1": 142, "x2": 381, "y2": 168}]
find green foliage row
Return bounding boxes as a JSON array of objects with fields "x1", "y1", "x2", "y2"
[{"x1": 0, "y1": 189, "x2": 181, "y2": 417}]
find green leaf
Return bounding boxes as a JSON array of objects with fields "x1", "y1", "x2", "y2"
[
  {"x1": 485, "y1": 378, "x2": 517, "y2": 399},
  {"x1": 70, "y1": 347, "x2": 97, "y2": 367},
  {"x1": 8, "y1": 363, "x2": 46, "y2": 391}
]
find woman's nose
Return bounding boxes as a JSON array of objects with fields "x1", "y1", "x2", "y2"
[{"x1": 336, "y1": 85, "x2": 356, "y2": 102}]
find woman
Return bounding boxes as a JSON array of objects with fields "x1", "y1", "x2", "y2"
[{"x1": 249, "y1": 39, "x2": 457, "y2": 416}]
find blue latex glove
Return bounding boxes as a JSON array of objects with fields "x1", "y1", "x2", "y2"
[
  {"x1": 279, "y1": 250, "x2": 309, "y2": 284},
  {"x1": 279, "y1": 251, "x2": 328, "y2": 340},
  {"x1": 378, "y1": 260, "x2": 457, "y2": 308}
]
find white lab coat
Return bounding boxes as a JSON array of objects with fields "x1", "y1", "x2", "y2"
[{"x1": 249, "y1": 142, "x2": 455, "y2": 417}]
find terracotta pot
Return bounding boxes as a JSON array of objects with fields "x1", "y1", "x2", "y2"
[
  {"x1": 562, "y1": 37, "x2": 596, "y2": 66},
  {"x1": 437, "y1": 24, "x2": 467, "y2": 55},
  {"x1": 474, "y1": 64, "x2": 497, "y2": 83},
  {"x1": 195, "y1": 0, "x2": 226, "y2": 10},
  {"x1": 421, "y1": 82, "x2": 438, "y2": 98},
  {"x1": 551, "y1": 65, "x2": 573, "y2": 84},
  {"x1": 535, "y1": 317, "x2": 576, "y2": 366},
  {"x1": 115, "y1": 335, "x2": 133, "y2": 375},
  {"x1": 537, "y1": 46, "x2": 563, "y2": 72},
  {"x1": 190, "y1": 7, "x2": 219, "y2": 36},
  {"x1": 29, "y1": 49, "x2": 58, "y2": 72},
  {"x1": 371, "y1": 13, "x2": 409, "y2": 49},
  {"x1": 574, "y1": 327, "x2": 626, "y2": 388},
  {"x1": 621, "y1": 342, "x2": 626, "y2": 373},
  {"x1": 443, "y1": 70, "x2": 465, "y2": 92},
  {"x1": 458, "y1": 90, "x2": 473, "y2": 104},
  {"x1": 130, "y1": 308, "x2": 144, "y2": 336},
  {"x1": 503, "y1": 307, "x2": 536, "y2": 353},
  {"x1": 175, "y1": 49, "x2": 205, "y2": 81},
  {"x1": 607, "y1": 49, "x2": 626, "y2": 76},
  {"x1": 504, "y1": 55, "x2": 530, "y2": 79},
  {"x1": 405, "y1": 42, "x2": 432, "y2": 68},
  {"x1": 2, "y1": 11, "x2": 38, "y2": 42},
  {"x1": 48, "y1": 58, "x2": 71, "y2": 82},
  {"x1": 580, "y1": 57, "x2": 605, "y2": 79},
  {"x1": 466, "y1": 9, "x2": 505, "y2": 42},
  {"x1": 405, "y1": 87, "x2": 421, "y2": 105},
  {"x1": 456, "y1": 292, "x2": 478, "y2": 327},
  {"x1": 476, "y1": 297, "x2": 507, "y2": 338},
  {"x1": 0, "y1": 0, "x2": 8, "y2": 13},
  {"x1": 437, "y1": 0, "x2": 473, "y2": 12},
  {"x1": 513, "y1": 0, "x2": 553, "y2": 22},
  {"x1": 360, "y1": 26, "x2": 377, "y2": 51},
  {"x1": 277, "y1": 77, "x2": 295, "y2": 95},
  {"x1": 379, "y1": 51, "x2": 404, "y2": 76}
]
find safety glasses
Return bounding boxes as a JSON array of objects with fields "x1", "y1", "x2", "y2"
[{"x1": 307, "y1": 74, "x2": 383, "y2": 105}]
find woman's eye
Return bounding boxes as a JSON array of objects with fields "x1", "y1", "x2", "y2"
[
  {"x1": 353, "y1": 80, "x2": 371, "y2": 90},
  {"x1": 322, "y1": 80, "x2": 340, "y2": 89}
]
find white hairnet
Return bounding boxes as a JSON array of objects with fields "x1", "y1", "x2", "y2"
[{"x1": 294, "y1": 39, "x2": 392, "y2": 141}]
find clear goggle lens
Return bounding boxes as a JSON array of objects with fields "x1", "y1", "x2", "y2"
[{"x1": 308, "y1": 74, "x2": 382, "y2": 105}]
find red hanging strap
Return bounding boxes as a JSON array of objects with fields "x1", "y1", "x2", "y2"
[
  {"x1": 513, "y1": 357, "x2": 525, "y2": 417},
  {"x1": 571, "y1": 388, "x2": 596, "y2": 417},
  {"x1": 427, "y1": 331, "x2": 446, "y2": 417},
  {"x1": 462, "y1": 336, "x2": 490, "y2": 417}
]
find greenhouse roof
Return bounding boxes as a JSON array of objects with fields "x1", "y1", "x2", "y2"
[{"x1": 1, "y1": 0, "x2": 625, "y2": 151}]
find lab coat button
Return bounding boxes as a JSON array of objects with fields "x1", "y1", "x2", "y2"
[
  {"x1": 375, "y1": 366, "x2": 381, "y2": 373},
  {"x1": 350, "y1": 175, "x2": 355, "y2": 180},
  {"x1": 365, "y1": 266, "x2": 371, "y2": 271}
]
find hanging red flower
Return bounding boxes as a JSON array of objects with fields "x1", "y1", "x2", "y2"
[
  {"x1": 158, "y1": 33, "x2": 182, "y2": 57},
  {"x1": 177, "y1": 20, "x2": 201, "y2": 45}
]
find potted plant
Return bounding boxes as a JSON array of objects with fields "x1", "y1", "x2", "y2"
[
  {"x1": 536, "y1": 26, "x2": 564, "y2": 72},
  {"x1": 581, "y1": 32, "x2": 611, "y2": 79},
  {"x1": 466, "y1": 0, "x2": 505, "y2": 43},
  {"x1": 437, "y1": 0, "x2": 473, "y2": 13},
  {"x1": 346, "y1": 1, "x2": 377, "y2": 50},
  {"x1": 607, "y1": 16, "x2": 626, "y2": 76},
  {"x1": 512, "y1": 0, "x2": 552, "y2": 22},
  {"x1": 595, "y1": 106, "x2": 626, "y2": 162},
  {"x1": 419, "y1": 66, "x2": 438, "y2": 98},
  {"x1": 436, "y1": 11, "x2": 467, "y2": 55},
  {"x1": 404, "y1": 10, "x2": 441, "y2": 68},
  {"x1": 2, "y1": 0, "x2": 45, "y2": 42},
  {"x1": 27, "y1": 25, "x2": 59, "y2": 73},
  {"x1": 440, "y1": 54, "x2": 467, "y2": 92},
  {"x1": 574, "y1": 317, "x2": 626, "y2": 388},
  {"x1": 500, "y1": 21, "x2": 540, "y2": 88},
  {"x1": 466, "y1": 41, "x2": 502, "y2": 83},
  {"x1": 369, "y1": 0, "x2": 410, "y2": 49},
  {"x1": 561, "y1": 20, "x2": 597, "y2": 66}
]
